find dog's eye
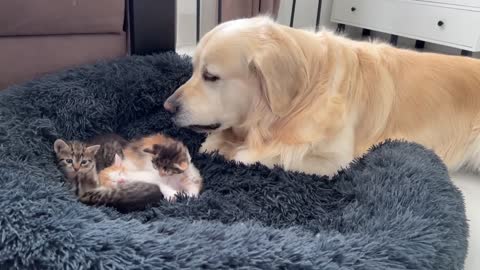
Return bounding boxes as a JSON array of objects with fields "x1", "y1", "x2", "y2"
[{"x1": 203, "y1": 71, "x2": 220, "y2": 82}]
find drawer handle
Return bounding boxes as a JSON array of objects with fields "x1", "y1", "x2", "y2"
[
  {"x1": 351, "y1": 7, "x2": 356, "y2": 12},
  {"x1": 437, "y1": 20, "x2": 444, "y2": 27}
]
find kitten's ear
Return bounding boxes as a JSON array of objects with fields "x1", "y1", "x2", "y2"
[
  {"x1": 86, "y1": 145, "x2": 100, "y2": 155},
  {"x1": 54, "y1": 139, "x2": 68, "y2": 153},
  {"x1": 153, "y1": 144, "x2": 163, "y2": 152},
  {"x1": 113, "y1": 154, "x2": 123, "y2": 166},
  {"x1": 143, "y1": 148, "x2": 155, "y2": 155},
  {"x1": 174, "y1": 161, "x2": 189, "y2": 171}
]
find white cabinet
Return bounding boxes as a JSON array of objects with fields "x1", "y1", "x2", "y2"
[
  {"x1": 415, "y1": 0, "x2": 480, "y2": 8},
  {"x1": 331, "y1": 0, "x2": 480, "y2": 52}
]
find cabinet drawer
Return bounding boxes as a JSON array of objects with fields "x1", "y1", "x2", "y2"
[
  {"x1": 415, "y1": 0, "x2": 480, "y2": 8},
  {"x1": 331, "y1": 0, "x2": 480, "y2": 48}
]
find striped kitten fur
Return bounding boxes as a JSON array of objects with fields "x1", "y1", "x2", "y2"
[
  {"x1": 53, "y1": 139, "x2": 100, "y2": 196},
  {"x1": 54, "y1": 133, "x2": 128, "y2": 195},
  {"x1": 88, "y1": 133, "x2": 128, "y2": 171},
  {"x1": 79, "y1": 182, "x2": 164, "y2": 212}
]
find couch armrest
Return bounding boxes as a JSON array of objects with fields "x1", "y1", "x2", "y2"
[{"x1": 127, "y1": 0, "x2": 176, "y2": 55}]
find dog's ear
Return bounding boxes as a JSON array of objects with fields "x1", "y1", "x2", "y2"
[{"x1": 249, "y1": 24, "x2": 308, "y2": 117}]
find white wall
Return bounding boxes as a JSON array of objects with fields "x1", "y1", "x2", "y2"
[
  {"x1": 176, "y1": 0, "x2": 217, "y2": 48},
  {"x1": 176, "y1": 0, "x2": 479, "y2": 57},
  {"x1": 176, "y1": 0, "x2": 196, "y2": 47}
]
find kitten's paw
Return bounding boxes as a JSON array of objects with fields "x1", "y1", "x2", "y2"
[
  {"x1": 186, "y1": 189, "x2": 200, "y2": 198},
  {"x1": 164, "y1": 195, "x2": 177, "y2": 202},
  {"x1": 161, "y1": 186, "x2": 179, "y2": 202}
]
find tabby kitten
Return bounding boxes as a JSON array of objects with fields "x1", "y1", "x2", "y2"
[
  {"x1": 87, "y1": 133, "x2": 128, "y2": 171},
  {"x1": 53, "y1": 139, "x2": 100, "y2": 196},
  {"x1": 53, "y1": 133, "x2": 127, "y2": 195}
]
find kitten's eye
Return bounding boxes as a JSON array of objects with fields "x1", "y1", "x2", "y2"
[
  {"x1": 81, "y1": 160, "x2": 88, "y2": 165},
  {"x1": 202, "y1": 71, "x2": 219, "y2": 82},
  {"x1": 66, "y1": 159, "x2": 73, "y2": 164}
]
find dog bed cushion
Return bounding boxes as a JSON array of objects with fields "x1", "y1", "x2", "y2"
[{"x1": 0, "y1": 53, "x2": 468, "y2": 269}]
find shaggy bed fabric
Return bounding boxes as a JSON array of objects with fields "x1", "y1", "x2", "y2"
[{"x1": 0, "y1": 53, "x2": 468, "y2": 269}]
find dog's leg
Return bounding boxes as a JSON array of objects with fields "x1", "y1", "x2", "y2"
[
  {"x1": 233, "y1": 148, "x2": 278, "y2": 168},
  {"x1": 233, "y1": 148, "x2": 350, "y2": 176},
  {"x1": 233, "y1": 127, "x2": 355, "y2": 176},
  {"x1": 233, "y1": 148, "x2": 256, "y2": 165},
  {"x1": 288, "y1": 154, "x2": 353, "y2": 177}
]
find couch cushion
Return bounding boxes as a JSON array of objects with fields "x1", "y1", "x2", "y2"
[
  {"x1": 0, "y1": 33, "x2": 127, "y2": 89},
  {"x1": 0, "y1": 0, "x2": 124, "y2": 36}
]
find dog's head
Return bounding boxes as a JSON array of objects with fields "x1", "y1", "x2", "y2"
[{"x1": 165, "y1": 17, "x2": 309, "y2": 133}]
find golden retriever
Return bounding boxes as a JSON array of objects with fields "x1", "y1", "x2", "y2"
[{"x1": 164, "y1": 16, "x2": 480, "y2": 176}]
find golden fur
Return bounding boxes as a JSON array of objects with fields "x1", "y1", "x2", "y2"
[{"x1": 165, "y1": 17, "x2": 480, "y2": 176}]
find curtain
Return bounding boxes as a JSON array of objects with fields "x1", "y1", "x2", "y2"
[{"x1": 220, "y1": 0, "x2": 281, "y2": 22}]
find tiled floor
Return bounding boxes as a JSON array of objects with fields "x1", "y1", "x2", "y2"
[{"x1": 176, "y1": 45, "x2": 479, "y2": 269}]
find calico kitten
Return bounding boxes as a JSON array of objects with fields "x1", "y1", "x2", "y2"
[
  {"x1": 53, "y1": 139, "x2": 100, "y2": 196},
  {"x1": 143, "y1": 140, "x2": 190, "y2": 176},
  {"x1": 143, "y1": 142, "x2": 203, "y2": 199}
]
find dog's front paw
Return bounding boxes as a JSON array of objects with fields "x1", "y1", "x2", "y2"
[
  {"x1": 199, "y1": 144, "x2": 215, "y2": 154},
  {"x1": 200, "y1": 140, "x2": 221, "y2": 154},
  {"x1": 233, "y1": 149, "x2": 255, "y2": 165}
]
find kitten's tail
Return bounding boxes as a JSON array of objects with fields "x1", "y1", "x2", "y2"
[{"x1": 79, "y1": 182, "x2": 163, "y2": 212}]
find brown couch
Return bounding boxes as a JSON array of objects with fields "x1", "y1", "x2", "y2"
[
  {"x1": 0, "y1": 0, "x2": 127, "y2": 90},
  {"x1": 0, "y1": 0, "x2": 177, "y2": 90}
]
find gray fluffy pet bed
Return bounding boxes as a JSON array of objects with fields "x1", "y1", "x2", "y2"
[{"x1": 0, "y1": 53, "x2": 468, "y2": 269}]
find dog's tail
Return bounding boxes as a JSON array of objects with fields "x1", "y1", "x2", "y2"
[{"x1": 79, "y1": 182, "x2": 163, "y2": 212}]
